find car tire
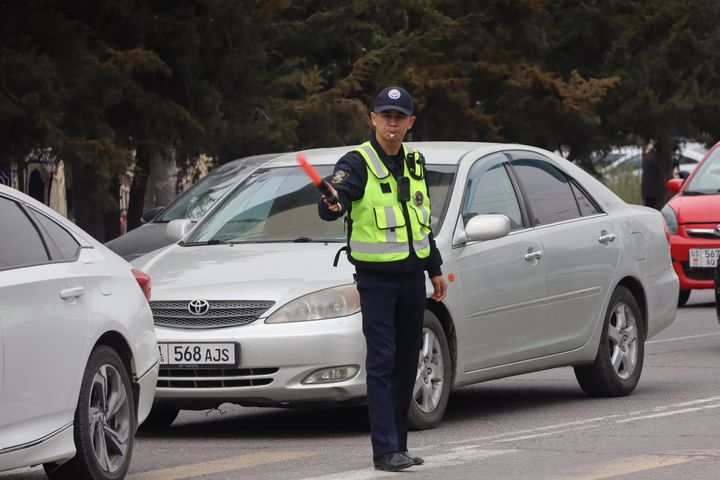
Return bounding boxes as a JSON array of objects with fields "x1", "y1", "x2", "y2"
[
  {"x1": 44, "y1": 346, "x2": 135, "y2": 480},
  {"x1": 408, "y1": 310, "x2": 452, "y2": 430},
  {"x1": 141, "y1": 406, "x2": 180, "y2": 429},
  {"x1": 677, "y1": 289, "x2": 691, "y2": 307},
  {"x1": 574, "y1": 286, "x2": 645, "y2": 397}
]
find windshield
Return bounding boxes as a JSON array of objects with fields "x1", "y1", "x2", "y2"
[
  {"x1": 187, "y1": 164, "x2": 457, "y2": 244},
  {"x1": 683, "y1": 147, "x2": 720, "y2": 194},
  {"x1": 157, "y1": 165, "x2": 250, "y2": 222}
]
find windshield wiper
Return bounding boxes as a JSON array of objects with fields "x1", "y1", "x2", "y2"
[
  {"x1": 293, "y1": 237, "x2": 313, "y2": 242},
  {"x1": 682, "y1": 190, "x2": 710, "y2": 196},
  {"x1": 181, "y1": 239, "x2": 230, "y2": 246}
]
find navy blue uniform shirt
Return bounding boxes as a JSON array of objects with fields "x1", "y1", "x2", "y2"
[{"x1": 318, "y1": 136, "x2": 443, "y2": 277}]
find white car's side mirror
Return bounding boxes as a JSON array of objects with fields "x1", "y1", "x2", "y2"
[
  {"x1": 454, "y1": 214, "x2": 511, "y2": 245},
  {"x1": 166, "y1": 219, "x2": 194, "y2": 242}
]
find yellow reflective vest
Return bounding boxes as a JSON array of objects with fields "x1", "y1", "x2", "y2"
[{"x1": 349, "y1": 142, "x2": 431, "y2": 263}]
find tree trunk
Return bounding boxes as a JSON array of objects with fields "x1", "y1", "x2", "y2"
[
  {"x1": 654, "y1": 130, "x2": 675, "y2": 207},
  {"x1": 69, "y1": 161, "x2": 106, "y2": 241},
  {"x1": 127, "y1": 146, "x2": 150, "y2": 232},
  {"x1": 143, "y1": 148, "x2": 178, "y2": 212},
  {"x1": 102, "y1": 176, "x2": 121, "y2": 241}
]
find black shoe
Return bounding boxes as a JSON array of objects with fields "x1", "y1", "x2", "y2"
[
  {"x1": 374, "y1": 452, "x2": 414, "y2": 471},
  {"x1": 401, "y1": 451, "x2": 425, "y2": 465}
]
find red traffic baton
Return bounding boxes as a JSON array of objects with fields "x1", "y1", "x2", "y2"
[{"x1": 297, "y1": 153, "x2": 339, "y2": 205}]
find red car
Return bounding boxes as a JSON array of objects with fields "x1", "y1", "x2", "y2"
[{"x1": 663, "y1": 140, "x2": 720, "y2": 306}]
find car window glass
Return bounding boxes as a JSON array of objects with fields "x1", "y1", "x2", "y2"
[
  {"x1": 189, "y1": 166, "x2": 347, "y2": 242},
  {"x1": 512, "y1": 159, "x2": 581, "y2": 226},
  {"x1": 28, "y1": 209, "x2": 80, "y2": 261},
  {"x1": 570, "y1": 182, "x2": 601, "y2": 216},
  {"x1": 0, "y1": 197, "x2": 49, "y2": 269},
  {"x1": 159, "y1": 166, "x2": 247, "y2": 222},
  {"x1": 188, "y1": 165, "x2": 458, "y2": 243},
  {"x1": 685, "y1": 147, "x2": 720, "y2": 193},
  {"x1": 462, "y1": 162, "x2": 523, "y2": 230},
  {"x1": 425, "y1": 166, "x2": 456, "y2": 231}
]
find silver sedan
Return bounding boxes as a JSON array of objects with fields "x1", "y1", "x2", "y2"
[{"x1": 133, "y1": 142, "x2": 678, "y2": 430}]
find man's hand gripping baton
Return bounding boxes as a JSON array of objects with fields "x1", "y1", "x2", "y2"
[{"x1": 297, "y1": 153, "x2": 339, "y2": 205}]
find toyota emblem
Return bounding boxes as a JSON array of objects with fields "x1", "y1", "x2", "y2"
[{"x1": 188, "y1": 299, "x2": 210, "y2": 315}]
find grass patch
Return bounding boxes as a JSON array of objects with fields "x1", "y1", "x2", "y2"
[{"x1": 599, "y1": 166, "x2": 642, "y2": 204}]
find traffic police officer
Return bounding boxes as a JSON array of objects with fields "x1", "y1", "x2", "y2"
[{"x1": 318, "y1": 86, "x2": 447, "y2": 471}]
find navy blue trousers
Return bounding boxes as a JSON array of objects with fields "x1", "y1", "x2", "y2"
[{"x1": 356, "y1": 270, "x2": 426, "y2": 459}]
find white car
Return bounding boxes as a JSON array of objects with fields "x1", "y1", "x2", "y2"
[
  {"x1": 0, "y1": 185, "x2": 159, "y2": 479},
  {"x1": 133, "y1": 142, "x2": 678, "y2": 430},
  {"x1": 106, "y1": 153, "x2": 279, "y2": 262}
]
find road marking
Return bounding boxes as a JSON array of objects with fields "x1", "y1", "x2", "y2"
[
  {"x1": 437, "y1": 395, "x2": 720, "y2": 449},
  {"x1": 444, "y1": 414, "x2": 624, "y2": 445},
  {"x1": 647, "y1": 332, "x2": 720, "y2": 344},
  {"x1": 617, "y1": 402, "x2": 720, "y2": 423},
  {"x1": 490, "y1": 424, "x2": 599, "y2": 443},
  {"x1": 297, "y1": 446, "x2": 514, "y2": 480},
  {"x1": 128, "y1": 450, "x2": 315, "y2": 480},
  {"x1": 566, "y1": 455, "x2": 694, "y2": 480}
]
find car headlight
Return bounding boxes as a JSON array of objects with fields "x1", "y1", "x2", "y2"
[
  {"x1": 265, "y1": 284, "x2": 361, "y2": 323},
  {"x1": 661, "y1": 205, "x2": 678, "y2": 235}
]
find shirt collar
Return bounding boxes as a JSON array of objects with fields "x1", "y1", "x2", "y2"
[{"x1": 370, "y1": 136, "x2": 404, "y2": 162}]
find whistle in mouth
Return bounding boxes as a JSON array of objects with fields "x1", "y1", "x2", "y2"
[{"x1": 297, "y1": 153, "x2": 339, "y2": 205}]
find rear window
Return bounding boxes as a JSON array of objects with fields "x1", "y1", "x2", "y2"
[
  {"x1": 0, "y1": 197, "x2": 50, "y2": 269},
  {"x1": 158, "y1": 165, "x2": 248, "y2": 222}
]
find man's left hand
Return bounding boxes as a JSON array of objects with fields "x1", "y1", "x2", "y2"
[{"x1": 430, "y1": 275, "x2": 447, "y2": 302}]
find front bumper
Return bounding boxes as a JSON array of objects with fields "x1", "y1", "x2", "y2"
[
  {"x1": 152, "y1": 313, "x2": 367, "y2": 409},
  {"x1": 669, "y1": 232, "x2": 720, "y2": 290}
]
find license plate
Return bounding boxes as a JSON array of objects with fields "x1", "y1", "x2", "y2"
[
  {"x1": 689, "y1": 248, "x2": 720, "y2": 268},
  {"x1": 158, "y1": 343, "x2": 238, "y2": 368}
]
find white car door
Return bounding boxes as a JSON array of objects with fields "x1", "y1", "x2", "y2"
[
  {"x1": 453, "y1": 155, "x2": 548, "y2": 371},
  {"x1": 510, "y1": 154, "x2": 620, "y2": 354},
  {"x1": 0, "y1": 196, "x2": 88, "y2": 449}
]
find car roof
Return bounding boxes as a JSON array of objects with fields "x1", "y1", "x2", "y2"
[
  {"x1": 263, "y1": 142, "x2": 531, "y2": 168},
  {"x1": 214, "y1": 152, "x2": 283, "y2": 172}
]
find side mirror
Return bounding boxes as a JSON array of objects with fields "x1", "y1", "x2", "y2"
[
  {"x1": 166, "y1": 219, "x2": 193, "y2": 242},
  {"x1": 454, "y1": 214, "x2": 511, "y2": 245},
  {"x1": 666, "y1": 178, "x2": 684, "y2": 194},
  {"x1": 141, "y1": 206, "x2": 165, "y2": 224}
]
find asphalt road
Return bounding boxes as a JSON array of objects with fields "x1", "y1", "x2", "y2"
[{"x1": 4, "y1": 290, "x2": 720, "y2": 480}]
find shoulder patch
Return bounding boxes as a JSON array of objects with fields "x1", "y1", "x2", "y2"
[{"x1": 331, "y1": 169, "x2": 349, "y2": 185}]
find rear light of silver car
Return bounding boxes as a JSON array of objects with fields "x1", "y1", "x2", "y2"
[{"x1": 132, "y1": 268, "x2": 152, "y2": 301}]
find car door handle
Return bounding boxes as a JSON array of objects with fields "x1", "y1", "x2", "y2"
[
  {"x1": 524, "y1": 249, "x2": 543, "y2": 261},
  {"x1": 60, "y1": 286, "x2": 85, "y2": 300},
  {"x1": 598, "y1": 232, "x2": 616, "y2": 244}
]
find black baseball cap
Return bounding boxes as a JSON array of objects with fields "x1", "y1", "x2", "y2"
[{"x1": 373, "y1": 86, "x2": 414, "y2": 116}]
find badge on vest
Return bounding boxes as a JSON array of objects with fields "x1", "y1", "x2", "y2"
[{"x1": 414, "y1": 191, "x2": 424, "y2": 206}]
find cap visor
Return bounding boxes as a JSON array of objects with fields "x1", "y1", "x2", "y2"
[{"x1": 374, "y1": 105, "x2": 412, "y2": 116}]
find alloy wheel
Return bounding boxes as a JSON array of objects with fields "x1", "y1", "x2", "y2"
[
  {"x1": 607, "y1": 301, "x2": 639, "y2": 380},
  {"x1": 414, "y1": 327, "x2": 445, "y2": 413},
  {"x1": 89, "y1": 364, "x2": 131, "y2": 473}
]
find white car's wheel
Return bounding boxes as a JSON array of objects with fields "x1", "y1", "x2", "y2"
[
  {"x1": 408, "y1": 310, "x2": 452, "y2": 430},
  {"x1": 45, "y1": 346, "x2": 135, "y2": 480},
  {"x1": 574, "y1": 286, "x2": 645, "y2": 397}
]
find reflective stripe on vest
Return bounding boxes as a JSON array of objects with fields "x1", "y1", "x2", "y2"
[{"x1": 350, "y1": 233, "x2": 429, "y2": 255}]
